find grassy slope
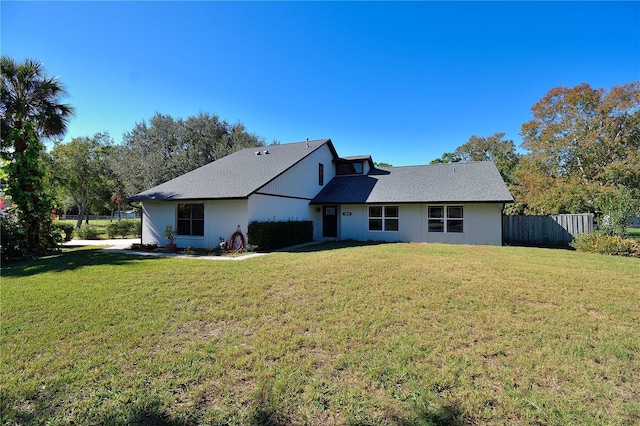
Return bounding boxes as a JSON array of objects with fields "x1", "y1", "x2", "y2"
[{"x1": 1, "y1": 243, "x2": 638, "y2": 425}]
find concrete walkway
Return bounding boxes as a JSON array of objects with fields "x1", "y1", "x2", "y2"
[{"x1": 62, "y1": 239, "x2": 268, "y2": 261}]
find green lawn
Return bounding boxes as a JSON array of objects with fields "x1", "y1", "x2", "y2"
[{"x1": 1, "y1": 243, "x2": 638, "y2": 425}]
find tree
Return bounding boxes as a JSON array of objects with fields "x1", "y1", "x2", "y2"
[
  {"x1": 595, "y1": 187, "x2": 640, "y2": 237},
  {"x1": 49, "y1": 133, "x2": 114, "y2": 228},
  {"x1": 453, "y1": 133, "x2": 520, "y2": 184},
  {"x1": 1, "y1": 123, "x2": 57, "y2": 256},
  {"x1": 516, "y1": 82, "x2": 640, "y2": 214},
  {"x1": 430, "y1": 152, "x2": 461, "y2": 164},
  {"x1": 111, "y1": 112, "x2": 264, "y2": 197},
  {"x1": 1, "y1": 57, "x2": 74, "y2": 256}
]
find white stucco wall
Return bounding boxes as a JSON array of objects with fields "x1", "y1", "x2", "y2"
[
  {"x1": 141, "y1": 199, "x2": 248, "y2": 249},
  {"x1": 338, "y1": 202, "x2": 504, "y2": 245},
  {"x1": 252, "y1": 142, "x2": 336, "y2": 240},
  {"x1": 258, "y1": 144, "x2": 336, "y2": 199}
]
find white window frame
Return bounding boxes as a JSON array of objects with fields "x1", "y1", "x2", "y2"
[
  {"x1": 369, "y1": 205, "x2": 399, "y2": 231},
  {"x1": 428, "y1": 205, "x2": 463, "y2": 233},
  {"x1": 177, "y1": 203, "x2": 205, "y2": 236}
]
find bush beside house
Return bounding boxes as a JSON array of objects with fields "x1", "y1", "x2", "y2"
[{"x1": 248, "y1": 220, "x2": 313, "y2": 251}]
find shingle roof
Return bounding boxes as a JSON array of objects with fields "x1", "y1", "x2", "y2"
[
  {"x1": 311, "y1": 161, "x2": 513, "y2": 204},
  {"x1": 129, "y1": 139, "x2": 334, "y2": 201}
]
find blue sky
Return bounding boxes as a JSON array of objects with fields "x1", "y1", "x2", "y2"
[{"x1": 2, "y1": 1, "x2": 639, "y2": 166}]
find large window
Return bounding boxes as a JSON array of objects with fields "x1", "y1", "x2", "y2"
[
  {"x1": 428, "y1": 205, "x2": 463, "y2": 233},
  {"x1": 369, "y1": 205, "x2": 399, "y2": 231},
  {"x1": 177, "y1": 204, "x2": 204, "y2": 236}
]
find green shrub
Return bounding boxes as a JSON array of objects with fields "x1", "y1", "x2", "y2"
[
  {"x1": 248, "y1": 220, "x2": 313, "y2": 251},
  {"x1": 571, "y1": 233, "x2": 640, "y2": 257},
  {"x1": 52, "y1": 222, "x2": 76, "y2": 242},
  {"x1": 75, "y1": 226, "x2": 100, "y2": 240},
  {"x1": 105, "y1": 220, "x2": 141, "y2": 238},
  {"x1": 1, "y1": 216, "x2": 28, "y2": 258}
]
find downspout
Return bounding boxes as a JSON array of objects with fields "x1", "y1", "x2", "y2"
[
  {"x1": 128, "y1": 201, "x2": 143, "y2": 246},
  {"x1": 501, "y1": 203, "x2": 505, "y2": 246}
]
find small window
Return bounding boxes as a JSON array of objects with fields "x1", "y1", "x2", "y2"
[
  {"x1": 318, "y1": 163, "x2": 324, "y2": 186},
  {"x1": 428, "y1": 206, "x2": 444, "y2": 232},
  {"x1": 369, "y1": 205, "x2": 399, "y2": 231},
  {"x1": 384, "y1": 206, "x2": 399, "y2": 231},
  {"x1": 177, "y1": 203, "x2": 204, "y2": 236},
  {"x1": 428, "y1": 205, "x2": 463, "y2": 233},
  {"x1": 336, "y1": 161, "x2": 364, "y2": 175}
]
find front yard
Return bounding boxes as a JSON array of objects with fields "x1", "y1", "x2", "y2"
[{"x1": 1, "y1": 243, "x2": 638, "y2": 425}]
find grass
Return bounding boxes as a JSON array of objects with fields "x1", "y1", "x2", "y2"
[
  {"x1": 1, "y1": 242, "x2": 639, "y2": 425},
  {"x1": 627, "y1": 227, "x2": 640, "y2": 241}
]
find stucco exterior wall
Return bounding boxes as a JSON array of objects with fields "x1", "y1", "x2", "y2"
[
  {"x1": 141, "y1": 201, "x2": 174, "y2": 246},
  {"x1": 258, "y1": 144, "x2": 336, "y2": 198},
  {"x1": 337, "y1": 202, "x2": 504, "y2": 245},
  {"x1": 141, "y1": 199, "x2": 248, "y2": 249},
  {"x1": 251, "y1": 143, "x2": 336, "y2": 240}
]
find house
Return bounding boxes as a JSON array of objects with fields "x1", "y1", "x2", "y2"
[{"x1": 129, "y1": 139, "x2": 513, "y2": 248}]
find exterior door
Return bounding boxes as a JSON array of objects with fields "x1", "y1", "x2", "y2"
[{"x1": 322, "y1": 206, "x2": 338, "y2": 238}]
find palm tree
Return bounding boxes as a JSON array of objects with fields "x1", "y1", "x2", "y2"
[
  {"x1": 1, "y1": 57, "x2": 74, "y2": 256},
  {"x1": 1, "y1": 56, "x2": 74, "y2": 152}
]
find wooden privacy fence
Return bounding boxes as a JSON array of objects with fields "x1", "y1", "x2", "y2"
[{"x1": 502, "y1": 213, "x2": 594, "y2": 247}]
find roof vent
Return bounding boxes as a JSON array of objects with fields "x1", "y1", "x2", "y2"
[
  {"x1": 306, "y1": 137, "x2": 309, "y2": 148},
  {"x1": 255, "y1": 151, "x2": 261, "y2": 155},
  {"x1": 263, "y1": 150, "x2": 270, "y2": 155}
]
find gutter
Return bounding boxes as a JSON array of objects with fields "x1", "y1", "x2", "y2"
[{"x1": 128, "y1": 200, "x2": 143, "y2": 246}]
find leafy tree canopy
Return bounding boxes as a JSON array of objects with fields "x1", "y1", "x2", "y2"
[
  {"x1": 453, "y1": 133, "x2": 520, "y2": 184},
  {"x1": 112, "y1": 112, "x2": 265, "y2": 198},
  {"x1": 516, "y1": 82, "x2": 640, "y2": 214},
  {"x1": 1, "y1": 56, "x2": 73, "y2": 150},
  {"x1": 49, "y1": 133, "x2": 114, "y2": 228},
  {"x1": 430, "y1": 152, "x2": 461, "y2": 164}
]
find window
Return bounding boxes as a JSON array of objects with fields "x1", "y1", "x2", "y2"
[
  {"x1": 428, "y1": 205, "x2": 463, "y2": 233},
  {"x1": 369, "y1": 205, "x2": 399, "y2": 231},
  {"x1": 318, "y1": 163, "x2": 324, "y2": 186},
  {"x1": 336, "y1": 161, "x2": 364, "y2": 175},
  {"x1": 177, "y1": 204, "x2": 204, "y2": 236}
]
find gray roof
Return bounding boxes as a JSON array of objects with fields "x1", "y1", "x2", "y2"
[
  {"x1": 130, "y1": 139, "x2": 334, "y2": 201},
  {"x1": 311, "y1": 161, "x2": 513, "y2": 204}
]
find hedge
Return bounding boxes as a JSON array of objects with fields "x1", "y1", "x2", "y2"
[
  {"x1": 571, "y1": 233, "x2": 640, "y2": 257},
  {"x1": 52, "y1": 222, "x2": 76, "y2": 242},
  {"x1": 105, "y1": 220, "x2": 141, "y2": 239},
  {"x1": 248, "y1": 220, "x2": 313, "y2": 251}
]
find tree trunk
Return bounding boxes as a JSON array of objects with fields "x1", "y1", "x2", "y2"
[{"x1": 76, "y1": 207, "x2": 84, "y2": 229}]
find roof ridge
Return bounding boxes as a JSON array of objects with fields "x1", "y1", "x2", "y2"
[{"x1": 381, "y1": 160, "x2": 497, "y2": 169}]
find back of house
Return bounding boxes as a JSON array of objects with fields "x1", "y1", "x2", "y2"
[{"x1": 130, "y1": 139, "x2": 513, "y2": 248}]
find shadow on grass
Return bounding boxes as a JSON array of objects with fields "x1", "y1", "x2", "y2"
[
  {"x1": 2, "y1": 385, "x2": 466, "y2": 426},
  {"x1": 280, "y1": 240, "x2": 388, "y2": 253},
  {"x1": 412, "y1": 404, "x2": 468, "y2": 426},
  {"x1": 2, "y1": 396, "x2": 191, "y2": 426},
  {"x1": 1, "y1": 247, "x2": 162, "y2": 278},
  {"x1": 350, "y1": 403, "x2": 467, "y2": 426}
]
